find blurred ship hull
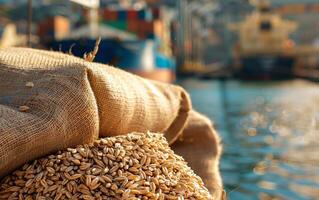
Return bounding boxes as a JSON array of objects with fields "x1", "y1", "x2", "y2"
[
  {"x1": 48, "y1": 39, "x2": 175, "y2": 83},
  {"x1": 236, "y1": 55, "x2": 295, "y2": 80}
]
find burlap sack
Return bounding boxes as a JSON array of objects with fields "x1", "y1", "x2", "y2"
[
  {"x1": 171, "y1": 110, "x2": 224, "y2": 199},
  {"x1": 0, "y1": 47, "x2": 191, "y2": 178}
]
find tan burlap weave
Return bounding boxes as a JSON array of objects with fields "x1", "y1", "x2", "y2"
[
  {"x1": 0, "y1": 47, "x2": 191, "y2": 178},
  {"x1": 172, "y1": 110, "x2": 224, "y2": 199}
]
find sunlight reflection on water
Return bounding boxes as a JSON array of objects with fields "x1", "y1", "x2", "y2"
[{"x1": 178, "y1": 79, "x2": 319, "y2": 200}]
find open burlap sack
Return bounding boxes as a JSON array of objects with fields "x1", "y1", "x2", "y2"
[
  {"x1": 171, "y1": 110, "x2": 224, "y2": 199},
  {"x1": 0, "y1": 47, "x2": 191, "y2": 178}
]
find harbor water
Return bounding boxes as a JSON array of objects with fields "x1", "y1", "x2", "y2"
[{"x1": 178, "y1": 79, "x2": 319, "y2": 200}]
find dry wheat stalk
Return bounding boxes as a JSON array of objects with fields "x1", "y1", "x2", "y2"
[
  {"x1": 0, "y1": 132, "x2": 213, "y2": 200},
  {"x1": 83, "y1": 37, "x2": 101, "y2": 62}
]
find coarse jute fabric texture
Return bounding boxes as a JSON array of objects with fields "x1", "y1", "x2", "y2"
[
  {"x1": 172, "y1": 110, "x2": 224, "y2": 199},
  {"x1": 0, "y1": 47, "x2": 191, "y2": 178}
]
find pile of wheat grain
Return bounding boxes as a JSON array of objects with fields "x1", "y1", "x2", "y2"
[{"x1": 0, "y1": 132, "x2": 212, "y2": 200}]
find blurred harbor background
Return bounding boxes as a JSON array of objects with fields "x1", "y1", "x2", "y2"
[{"x1": 1, "y1": 0, "x2": 319, "y2": 199}]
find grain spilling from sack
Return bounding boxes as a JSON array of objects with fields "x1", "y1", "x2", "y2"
[{"x1": 0, "y1": 132, "x2": 212, "y2": 200}]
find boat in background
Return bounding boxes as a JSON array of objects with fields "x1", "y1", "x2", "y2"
[
  {"x1": 229, "y1": 0, "x2": 297, "y2": 80},
  {"x1": 39, "y1": 3, "x2": 175, "y2": 83}
]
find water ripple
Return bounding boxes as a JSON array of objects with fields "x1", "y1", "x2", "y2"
[{"x1": 179, "y1": 79, "x2": 319, "y2": 200}]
